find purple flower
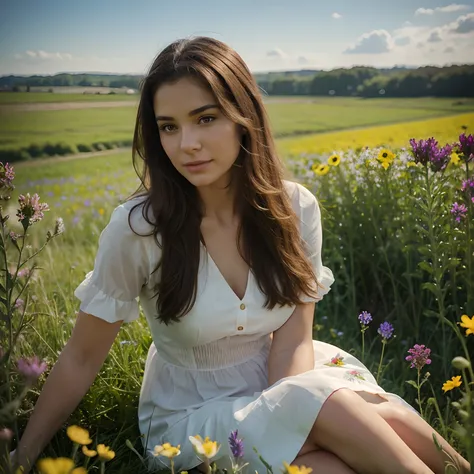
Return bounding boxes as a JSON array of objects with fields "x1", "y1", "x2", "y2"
[
  {"x1": 451, "y1": 202, "x2": 468, "y2": 223},
  {"x1": 0, "y1": 162, "x2": 15, "y2": 191},
  {"x1": 406, "y1": 344, "x2": 432, "y2": 370},
  {"x1": 377, "y1": 322, "x2": 394, "y2": 340},
  {"x1": 409, "y1": 138, "x2": 452, "y2": 172},
  {"x1": 358, "y1": 311, "x2": 373, "y2": 326},
  {"x1": 17, "y1": 356, "x2": 48, "y2": 382},
  {"x1": 228, "y1": 430, "x2": 244, "y2": 459},
  {"x1": 16, "y1": 193, "x2": 49, "y2": 226},
  {"x1": 457, "y1": 133, "x2": 474, "y2": 162}
]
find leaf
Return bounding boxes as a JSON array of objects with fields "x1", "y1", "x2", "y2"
[
  {"x1": 421, "y1": 282, "x2": 441, "y2": 297},
  {"x1": 423, "y1": 309, "x2": 441, "y2": 319},
  {"x1": 418, "y1": 261, "x2": 433, "y2": 274},
  {"x1": 405, "y1": 380, "x2": 418, "y2": 389}
]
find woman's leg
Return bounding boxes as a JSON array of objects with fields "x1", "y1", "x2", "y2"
[
  {"x1": 308, "y1": 388, "x2": 434, "y2": 474},
  {"x1": 293, "y1": 449, "x2": 356, "y2": 474},
  {"x1": 371, "y1": 400, "x2": 471, "y2": 474}
]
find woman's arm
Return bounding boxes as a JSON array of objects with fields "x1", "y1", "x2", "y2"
[{"x1": 267, "y1": 302, "x2": 316, "y2": 386}]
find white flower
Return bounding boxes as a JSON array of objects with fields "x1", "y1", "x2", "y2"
[{"x1": 188, "y1": 435, "x2": 221, "y2": 459}]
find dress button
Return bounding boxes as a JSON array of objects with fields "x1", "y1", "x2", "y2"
[
  {"x1": 237, "y1": 326, "x2": 244, "y2": 331},
  {"x1": 240, "y1": 303, "x2": 246, "y2": 310}
]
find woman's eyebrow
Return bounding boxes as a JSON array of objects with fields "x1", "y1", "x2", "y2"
[{"x1": 155, "y1": 104, "x2": 219, "y2": 121}]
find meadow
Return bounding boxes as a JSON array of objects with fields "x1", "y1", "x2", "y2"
[{"x1": 1, "y1": 92, "x2": 474, "y2": 473}]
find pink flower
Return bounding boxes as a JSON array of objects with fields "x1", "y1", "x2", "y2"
[
  {"x1": 16, "y1": 193, "x2": 49, "y2": 226},
  {"x1": 450, "y1": 202, "x2": 468, "y2": 223},
  {"x1": 406, "y1": 344, "x2": 432, "y2": 370},
  {"x1": 17, "y1": 356, "x2": 47, "y2": 382},
  {"x1": 0, "y1": 162, "x2": 15, "y2": 191}
]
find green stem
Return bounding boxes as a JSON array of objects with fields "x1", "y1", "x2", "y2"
[
  {"x1": 417, "y1": 369, "x2": 424, "y2": 419},
  {"x1": 100, "y1": 461, "x2": 105, "y2": 474},
  {"x1": 361, "y1": 330, "x2": 365, "y2": 364},
  {"x1": 376, "y1": 340, "x2": 386, "y2": 384}
]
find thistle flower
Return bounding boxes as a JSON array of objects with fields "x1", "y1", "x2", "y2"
[
  {"x1": 405, "y1": 344, "x2": 432, "y2": 370},
  {"x1": 17, "y1": 356, "x2": 47, "y2": 382},
  {"x1": 450, "y1": 202, "x2": 468, "y2": 223},
  {"x1": 16, "y1": 193, "x2": 49, "y2": 226},
  {"x1": 377, "y1": 322, "x2": 394, "y2": 340},
  {"x1": 358, "y1": 311, "x2": 372, "y2": 326}
]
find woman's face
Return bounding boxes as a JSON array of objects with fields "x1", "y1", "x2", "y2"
[{"x1": 153, "y1": 76, "x2": 243, "y2": 189}]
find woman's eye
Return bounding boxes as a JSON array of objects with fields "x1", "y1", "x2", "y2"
[
  {"x1": 159, "y1": 124, "x2": 175, "y2": 132},
  {"x1": 200, "y1": 116, "x2": 215, "y2": 124}
]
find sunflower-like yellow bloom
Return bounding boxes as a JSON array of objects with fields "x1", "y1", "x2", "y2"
[
  {"x1": 36, "y1": 457, "x2": 87, "y2": 474},
  {"x1": 313, "y1": 164, "x2": 330, "y2": 176},
  {"x1": 442, "y1": 375, "x2": 462, "y2": 392},
  {"x1": 377, "y1": 149, "x2": 395, "y2": 163},
  {"x1": 459, "y1": 314, "x2": 474, "y2": 336},
  {"x1": 327, "y1": 154, "x2": 341, "y2": 166}
]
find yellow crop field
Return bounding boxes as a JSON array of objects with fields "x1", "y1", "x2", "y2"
[{"x1": 276, "y1": 113, "x2": 474, "y2": 156}]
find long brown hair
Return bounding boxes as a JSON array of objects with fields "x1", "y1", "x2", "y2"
[{"x1": 129, "y1": 36, "x2": 321, "y2": 325}]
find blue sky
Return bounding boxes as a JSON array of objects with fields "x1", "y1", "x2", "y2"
[{"x1": 1, "y1": 0, "x2": 473, "y2": 76}]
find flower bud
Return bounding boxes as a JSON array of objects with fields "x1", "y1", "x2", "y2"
[{"x1": 452, "y1": 357, "x2": 471, "y2": 370}]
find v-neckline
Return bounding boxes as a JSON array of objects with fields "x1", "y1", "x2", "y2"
[{"x1": 200, "y1": 242, "x2": 251, "y2": 302}]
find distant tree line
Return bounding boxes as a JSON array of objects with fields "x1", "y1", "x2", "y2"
[{"x1": 1, "y1": 64, "x2": 473, "y2": 97}]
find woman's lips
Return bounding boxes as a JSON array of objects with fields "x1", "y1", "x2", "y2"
[{"x1": 183, "y1": 160, "x2": 212, "y2": 172}]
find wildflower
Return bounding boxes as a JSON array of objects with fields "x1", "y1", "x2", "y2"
[
  {"x1": 450, "y1": 202, "x2": 468, "y2": 223},
  {"x1": 14, "y1": 299, "x2": 25, "y2": 311},
  {"x1": 358, "y1": 311, "x2": 372, "y2": 326},
  {"x1": 459, "y1": 314, "x2": 474, "y2": 336},
  {"x1": 0, "y1": 162, "x2": 15, "y2": 194},
  {"x1": 409, "y1": 137, "x2": 452, "y2": 171},
  {"x1": 283, "y1": 461, "x2": 313, "y2": 474},
  {"x1": 9, "y1": 231, "x2": 20, "y2": 242},
  {"x1": 312, "y1": 164, "x2": 330, "y2": 176},
  {"x1": 97, "y1": 444, "x2": 115, "y2": 461},
  {"x1": 228, "y1": 430, "x2": 244, "y2": 459},
  {"x1": 54, "y1": 217, "x2": 65, "y2": 235},
  {"x1": 189, "y1": 435, "x2": 221, "y2": 459},
  {"x1": 377, "y1": 322, "x2": 394, "y2": 340},
  {"x1": 377, "y1": 149, "x2": 395, "y2": 163},
  {"x1": 442, "y1": 375, "x2": 462, "y2": 392},
  {"x1": 82, "y1": 446, "x2": 97, "y2": 457},
  {"x1": 430, "y1": 144, "x2": 452, "y2": 172},
  {"x1": 405, "y1": 344, "x2": 432, "y2": 370},
  {"x1": 67, "y1": 426, "x2": 92, "y2": 445},
  {"x1": 16, "y1": 193, "x2": 49, "y2": 226},
  {"x1": 17, "y1": 356, "x2": 47, "y2": 382},
  {"x1": 457, "y1": 132, "x2": 474, "y2": 162},
  {"x1": 461, "y1": 178, "x2": 474, "y2": 203},
  {"x1": 450, "y1": 152, "x2": 461, "y2": 165},
  {"x1": 154, "y1": 443, "x2": 181, "y2": 458},
  {"x1": 406, "y1": 161, "x2": 417, "y2": 168},
  {"x1": 36, "y1": 457, "x2": 87, "y2": 474},
  {"x1": 327, "y1": 154, "x2": 341, "y2": 166}
]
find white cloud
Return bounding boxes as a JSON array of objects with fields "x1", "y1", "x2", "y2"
[
  {"x1": 427, "y1": 30, "x2": 442, "y2": 42},
  {"x1": 394, "y1": 36, "x2": 411, "y2": 46},
  {"x1": 297, "y1": 55, "x2": 309, "y2": 65},
  {"x1": 17, "y1": 50, "x2": 73, "y2": 60},
  {"x1": 266, "y1": 48, "x2": 287, "y2": 58},
  {"x1": 449, "y1": 12, "x2": 474, "y2": 33},
  {"x1": 343, "y1": 30, "x2": 393, "y2": 54},
  {"x1": 444, "y1": 46, "x2": 455, "y2": 52},
  {"x1": 332, "y1": 12, "x2": 342, "y2": 19},
  {"x1": 415, "y1": 3, "x2": 471, "y2": 15}
]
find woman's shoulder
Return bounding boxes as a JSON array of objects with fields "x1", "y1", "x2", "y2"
[{"x1": 283, "y1": 180, "x2": 318, "y2": 214}]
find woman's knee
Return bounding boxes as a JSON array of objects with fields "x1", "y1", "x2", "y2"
[{"x1": 373, "y1": 402, "x2": 411, "y2": 427}]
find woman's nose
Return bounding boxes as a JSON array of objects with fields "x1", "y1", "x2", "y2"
[{"x1": 180, "y1": 127, "x2": 202, "y2": 153}]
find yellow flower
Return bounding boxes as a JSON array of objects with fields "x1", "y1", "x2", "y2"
[
  {"x1": 189, "y1": 435, "x2": 221, "y2": 459},
  {"x1": 377, "y1": 149, "x2": 395, "y2": 163},
  {"x1": 96, "y1": 444, "x2": 115, "y2": 462},
  {"x1": 66, "y1": 426, "x2": 92, "y2": 445},
  {"x1": 442, "y1": 375, "x2": 462, "y2": 392},
  {"x1": 283, "y1": 461, "x2": 313, "y2": 474},
  {"x1": 98, "y1": 208, "x2": 105, "y2": 215},
  {"x1": 327, "y1": 154, "x2": 341, "y2": 166},
  {"x1": 459, "y1": 314, "x2": 474, "y2": 336},
  {"x1": 154, "y1": 442, "x2": 181, "y2": 458},
  {"x1": 450, "y1": 152, "x2": 461, "y2": 165},
  {"x1": 36, "y1": 457, "x2": 87, "y2": 474},
  {"x1": 82, "y1": 446, "x2": 97, "y2": 457},
  {"x1": 406, "y1": 161, "x2": 417, "y2": 168},
  {"x1": 380, "y1": 160, "x2": 391, "y2": 170},
  {"x1": 313, "y1": 164, "x2": 330, "y2": 176}
]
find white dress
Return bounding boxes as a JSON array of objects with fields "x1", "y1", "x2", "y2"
[{"x1": 74, "y1": 181, "x2": 415, "y2": 472}]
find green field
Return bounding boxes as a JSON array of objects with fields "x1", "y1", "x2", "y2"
[
  {"x1": 1, "y1": 96, "x2": 473, "y2": 157},
  {"x1": 0, "y1": 91, "x2": 138, "y2": 104}
]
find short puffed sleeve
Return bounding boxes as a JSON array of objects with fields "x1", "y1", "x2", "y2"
[
  {"x1": 74, "y1": 199, "x2": 152, "y2": 323},
  {"x1": 287, "y1": 181, "x2": 336, "y2": 303}
]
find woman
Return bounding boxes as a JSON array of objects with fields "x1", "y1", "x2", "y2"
[{"x1": 13, "y1": 37, "x2": 470, "y2": 474}]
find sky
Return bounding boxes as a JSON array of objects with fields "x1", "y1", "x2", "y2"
[{"x1": 1, "y1": 0, "x2": 473, "y2": 76}]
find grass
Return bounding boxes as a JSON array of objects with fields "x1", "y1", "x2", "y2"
[
  {"x1": 0, "y1": 92, "x2": 138, "y2": 104},
  {"x1": 1, "y1": 97, "x2": 473, "y2": 154}
]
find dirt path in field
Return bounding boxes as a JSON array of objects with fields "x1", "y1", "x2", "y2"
[
  {"x1": 0, "y1": 101, "x2": 138, "y2": 112},
  {"x1": 16, "y1": 147, "x2": 131, "y2": 167}
]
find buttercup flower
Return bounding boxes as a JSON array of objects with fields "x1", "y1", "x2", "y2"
[
  {"x1": 450, "y1": 152, "x2": 461, "y2": 165},
  {"x1": 154, "y1": 443, "x2": 181, "y2": 458},
  {"x1": 405, "y1": 344, "x2": 432, "y2": 370},
  {"x1": 283, "y1": 461, "x2": 313, "y2": 474},
  {"x1": 228, "y1": 430, "x2": 244, "y2": 459},
  {"x1": 66, "y1": 426, "x2": 92, "y2": 445},
  {"x1": 327, "y1": 154, "x2": 341, "y2": 166},
  {"x1": 442, "y1": 376, "x2": 462, "y2": 392},
  {"x1": 36, "y1": 457, "x2": 87, "y2": 474},
  {"x1": 378, "y1": 322, "x2": 394, "y2": 340},
  {"x1": 189, "y1": 435, "x2": 221, "y2": 459},
  {"x1": 97, "y1": 444, "x2": 115, "y2": 461},
  {"x1": 82, "y1": 446, "x2": 97, "y2": 457},
  {"x1": 459, "y1": 314, "x2": 474, "y2": 336}
]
